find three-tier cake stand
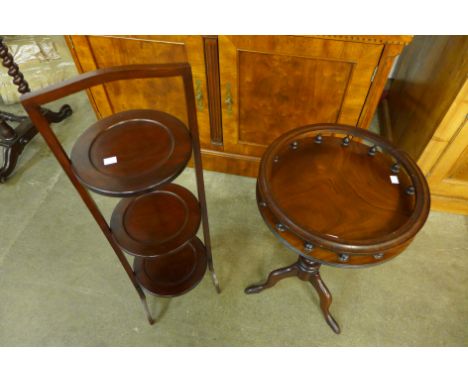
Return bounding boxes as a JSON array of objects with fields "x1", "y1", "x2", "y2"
[{"x1": 21, "y1": 63, "x2": 220, "y2": 324}]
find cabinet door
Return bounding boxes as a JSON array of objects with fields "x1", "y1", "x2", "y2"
[
  {"x1": 67, "y1": 35, "x2": 214, "y2": 149},
  {"x1": 218, "y1": 36, "x2": 383, "y2": 158}
]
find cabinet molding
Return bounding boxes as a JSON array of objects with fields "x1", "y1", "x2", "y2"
[{"x1": 203, "y1": 36, "x2": 223, "y2": 146}]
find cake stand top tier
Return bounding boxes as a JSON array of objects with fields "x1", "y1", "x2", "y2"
[{"x1": 71, "y1": 109, "x2": 192, "y2": 197}]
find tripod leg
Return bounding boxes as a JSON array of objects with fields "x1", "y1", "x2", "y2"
[
  {"x1": 309, "y1": 272, "x2": 340, "y2": 334},
  {"x1": 245, "y1": 261, "x2": 299, "y2": 294}
]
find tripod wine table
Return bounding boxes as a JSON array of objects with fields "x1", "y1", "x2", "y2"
[
  {"x1": 21, "y1": 64, "x2": 220, "y2": 325},
  {"x1": 245, "y1": 124, "x2": 430, "y2": 334}
]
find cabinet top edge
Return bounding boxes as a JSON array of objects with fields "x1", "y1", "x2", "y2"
[
  {"x1": 308, "y1": 35, "x2": 414, "y2": 45},
  {"x1": 67, "y1": 35, "x2": 413, "y2": 45}
]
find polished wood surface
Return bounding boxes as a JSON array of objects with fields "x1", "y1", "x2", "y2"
[
  {"x1": 318, "y1": 35, "x2": 413, "y2": 45},
  {"x1": 247, "y1": 123, "x2": 430, "y2": 333},
  {"x1": 421, "y1": 80, "x2": 468, "y2": 214},
  {"x1": 257, "y1": 184, "x2": 411, "y2": 267},
  {"x1": 268, "y1": 137, "x2": 414, "y2": 243},
  {"x1": 245, "y1": 255, "x2": 340, "y2": 334},
  {"x1": 134, "y1": 237, "x2": 207, "y2": 297},
  {"x1": 67, "y1": 35, "x2": 410, "y2": 177},
  {"x1": 21, "y1": 63, "x2": 220, "y2": 325},
  {"x1": 385, "y1": 36, "x2": 468, "y2": 214},
  {"x1": 387, "y1": 36, "x2": 468, "y2": 160},
  {"x1": 66, "y1": 35, "x2": 216, "y2": 151},
  {"x1": 203, "y1": 36, "x2": 223, "y2": 146},
  {"x1": 259, "y1": 124, "x2": 430, "y2": 259},
  {"x1": 70, "y1": 109, "x2": 192, "y2": 196},
  {"x1": 219, "y1": 35, "x2": 383, "y2": 159},
  {"x1": 111, "y1": 184, "x2": 201, "y2": 257}
]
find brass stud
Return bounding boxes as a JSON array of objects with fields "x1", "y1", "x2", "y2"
[
  {"x1": 339, "y1": 253, "x2": 349, "y2": 262},
  {"x1": 342, "y1": 135, "x2": 351, "y2": 147},
  {"x1": 273, "y1": 155, "x2": 279, "y2": 163},
  {"x1": 406, "y1": 186, "x2": 415, "y2": 196},
  {"x1": 304, "y1": 242, "x2": 314, "y2": 252},
  {"x1": 368, "y1": 145, "x2": 377, "y2": 156},
  {"x1": 290, "y1": 141, "x2": 299, "y2": 150},
  {"x1": 314, "y1": 134, "x2": 323, "y2": 144},
  {"x1": 276, "y1": 223, "x2": 286, "y2": 232},
  {"x1": 259, "y1": 201, "x2": 267, "y2": 208},
  {"x1": 391, "y1": 163, "x2": 400, "y2": 174},
  {"x1": 373, "y1": 253, "x2": 384, "y2": 260}
]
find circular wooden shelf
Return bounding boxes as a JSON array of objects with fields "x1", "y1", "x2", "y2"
[
  {"x1": 133, "y1": 237, "x2": 207, "y2": 297},
  {"x1": 258, "y1": 124, "x2": 430, "y2": 266},
  {"x1": 110, "y1": 183, "x2": 201, "y2": 257},
  {"x1": 70, "y1": 109, "x2": 192, "y2": 197}
]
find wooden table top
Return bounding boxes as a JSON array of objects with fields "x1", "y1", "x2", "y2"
[{"x1": 258, "y1": 124, "x2": 430, "y2": 257}]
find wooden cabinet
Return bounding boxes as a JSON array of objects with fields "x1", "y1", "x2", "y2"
[
  {"x1": 384, "y1": 36, "x2": 468, "y2": 215},
  {"x1": 66, "y1": 35, "x2": 215, "y2": 151},
  {"x1": 67, "y1": 35, "x2": 411, "y2": 177}
]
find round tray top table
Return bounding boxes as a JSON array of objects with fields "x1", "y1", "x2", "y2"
[{"x1": 245, "y1": 124, "x2": 430, "y2": 334}]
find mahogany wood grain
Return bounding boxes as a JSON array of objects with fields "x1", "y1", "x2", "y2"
[
  {"x1": 20, "y1": 63, "x2": 220, "y2": 324},
  {"x1": 66, "y1": 35, "x2": 410, "y2": 177},
  {"x1": 387, "y1": 36, "x2": 468, "y2": 160},
  {"x1": 218, "y1": 35, "x2": 383, "y2": 159},
  {"x1": 386, "y1": 36, "x2": 468, "y2": 214},
  {"x1": 357, "y1": 43, "x2": 405, "y2": 128},
  {"x1": 258, "y1": 124, "x2": 430, "y2": 257},
  {"x1": 317, "y1": 35, "x2": 413, "y2": 45},
  {"x1": 200, "y1": 148, "x2": 260, "y2": 177},
  {"x1": 247, "y1": 123, "x2": 430, "y2": 333},
  {"x1": 133, "y1": 237, "x2": 207, "y2": 297},
  {"x1": 66, "y1": 35, "x2": 216, "y2": 151},
  {"x1": 256, "y1": 184, "x2": 411, "y2": 268},
  {"x1": 111, "y1": 184, "x2": 201, "y2": 257},
  {"x1": 70, "y1": 109, "x2": 192, "y2": 196},
  {"x1": 203, "y1": 36, "x2": 223, "y2": 146},
  {"x1": 245, "y1": 255, "x2": 340, "y2": 334}
]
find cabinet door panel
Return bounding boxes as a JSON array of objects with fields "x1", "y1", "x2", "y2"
[
  {"x1": 219, "y1": 36, "x2": 383, "y2": 157},
  {"x1": 67, "y1": 35, "x2": 213, "y2": 149},
  {"x1": 237, "y1": 50, "x2": 352, "y2": 145}
]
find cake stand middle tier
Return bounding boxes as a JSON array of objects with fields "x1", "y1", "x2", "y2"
[{"x1": 110, "y1": 183, "x2": 202, "y2": 257}]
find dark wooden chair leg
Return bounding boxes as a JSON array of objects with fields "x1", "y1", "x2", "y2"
[
  {"x1": 0, "y1": 110, "x2": 28, "y2": 123},
  {"x1": 245, "y1": 261, "x2": 299, "y2": 294},
  {"x1": 309, "y1": 272, "x2": 341, "y2": 334},
  {"x1": 0, "y1": 137, "x2": 21, "y2": 183},
  {"x1": 43, "y1": 104, "x2": 73, "y2": 123}
]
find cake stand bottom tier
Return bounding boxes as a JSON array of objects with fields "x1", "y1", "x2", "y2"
[{"x1": 133, "y1": 237, "x2": 207, "y2": 297}]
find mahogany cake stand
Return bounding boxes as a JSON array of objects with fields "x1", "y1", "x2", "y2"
[
  {"x1": 21, "y1": 64, "x2": 220, "y2": 325},
  {"x1": 245, "y1": 124, "x2": 430, "y2": 334}
]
